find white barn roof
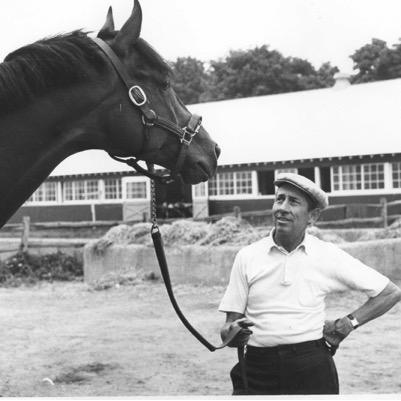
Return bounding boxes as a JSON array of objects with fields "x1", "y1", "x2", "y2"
[{"x1": 51, "y1": 78, "x2": 401, "y2": 176}]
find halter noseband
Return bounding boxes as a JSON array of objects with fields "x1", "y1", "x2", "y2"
[{"x1": 91, "y1": 37, "x2": 202, "y2": 184}]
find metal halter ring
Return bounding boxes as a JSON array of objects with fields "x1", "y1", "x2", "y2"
[
  {"x1": 129, "y1": 85, "x2": 147, "y2": 106},
  {"x1": 142, "y1": 115, "x2": 155, "y2": 127}
]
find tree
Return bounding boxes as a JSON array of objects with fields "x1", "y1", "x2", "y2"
[
  {"x1": 350, "y1": 38, "x2": 401, "y2": 83},
  {"x1": 170, "y1": 57, "x2": 209, "y2": 105},
  {"x1": 170, "y1": 45, "x2": 339, "y2": 103},
  {"x1": 204, "y1": 46, "x2": 338, "y2": 101},
  {"x1": 350, "y1": 38, "x2": 390, "y2": 83}
]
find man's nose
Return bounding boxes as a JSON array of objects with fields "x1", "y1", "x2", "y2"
[{"x1": 277, "y1": 199, "x2": 290, "y2": 212}]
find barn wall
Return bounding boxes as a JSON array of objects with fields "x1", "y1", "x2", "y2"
[
  {"x1": 209, "y1": 198, "x2": 274, "y2": 215},
  {"x1": 9, "y1": 205, "x2": 93, "y2": 223},
  {"x1": 9, "y1": 203, "x2": 123, "y2": 224}
]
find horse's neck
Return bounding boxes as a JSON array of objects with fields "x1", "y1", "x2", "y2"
[{"x1": 0, "y1": 89, "x2": 105, "y2": 226}]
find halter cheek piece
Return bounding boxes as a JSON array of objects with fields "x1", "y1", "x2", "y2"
[{"x1": 91, "y1": 37, "x2": 202, "y2": 184}]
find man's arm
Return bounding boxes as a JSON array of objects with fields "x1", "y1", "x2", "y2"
[
  {"x1": 324, "y1": 281, "x2": 401, "y2": 347},
  {"x1": 220, "y1": 312, "x2": 254, "y2": 348}
]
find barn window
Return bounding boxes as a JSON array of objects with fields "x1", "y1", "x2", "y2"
[
  {"x1": 331, "y1": 163, "x2": 385, "y2": 191},
  {"x1": 208, "y1": 171, "x2": 254, "y2": 196},
  {"x1": 236, "y1": 171, "x2": 253, "y2": 194},
  {"x1": 63, "y1": 180, "x2": 100, "y2": 201},
  {"x1": 391, "y1": 162, "x2": 401, "y2": 188},
  {"x1": 126, "y1": 181, "x2": 147, "y2": 199},
  {"x1": 104, "y1": 178, "x2": 122, "y2": 200},
  {"x1": 26, "y1": 181, "x2": 58, "y2": 203}
]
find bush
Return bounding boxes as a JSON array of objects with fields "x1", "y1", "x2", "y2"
[{"x1": 0, "y1": 251, "x2": 83, "y2": 287}]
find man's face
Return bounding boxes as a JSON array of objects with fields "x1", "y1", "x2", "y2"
[{"x1": 272, "y1": 184, "x2": 316, "y2": 238}]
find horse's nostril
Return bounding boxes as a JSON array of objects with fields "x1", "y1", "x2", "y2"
[{"x1": 215, "y1": 144, "x2": 221, "y2": 159}]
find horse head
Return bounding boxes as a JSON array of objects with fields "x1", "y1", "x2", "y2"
[
  {"x1": 92, "y1": 0, "x2": 220, "y2": 184},
  {"x1": 0, "y1": 0, "x2": 220, "y2": 226}
]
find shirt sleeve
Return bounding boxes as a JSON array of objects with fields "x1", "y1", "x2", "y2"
[
  {"x1": 326, "y1": 244, "x2": 389, "y2": 297},
  {"x1": 218, "y1": 249, "x2": 249, "y2": 314}
]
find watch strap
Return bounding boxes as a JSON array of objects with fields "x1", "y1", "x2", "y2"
[{"x1": 346, "y1": 313, "x2": 359, "y2": 329}]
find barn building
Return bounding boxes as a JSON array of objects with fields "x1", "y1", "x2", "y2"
[{"x1": 8, "y1": 74, "x2": 401, "y2": 224}]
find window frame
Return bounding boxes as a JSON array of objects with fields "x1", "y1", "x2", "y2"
[
  {"x1": 122, "y1": 176, "x2": 151, "y2": 202},
  {"x1": 330, "y1": 162, "x2": 388, "y2": 195},
  {"x1": 208, "y1": 170, "x2": 258, "y2": 199},
  {"x1": 25, "y1": 181, "x2": 60, "y2": 205},
  {"x1": 62, "y1": 179, "x2": 101, "y2": 204}
]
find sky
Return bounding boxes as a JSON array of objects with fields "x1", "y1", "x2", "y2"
[
  {"x1": 3, "y1": 0, "x2": 401, "y2": 175},
  {"x1": 2, "y1": 0, "x2": 401, "y2": 74}
]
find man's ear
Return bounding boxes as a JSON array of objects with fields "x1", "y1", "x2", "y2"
[{"x1": 308, "y1": 208, "x2": 321, "y2": 225}]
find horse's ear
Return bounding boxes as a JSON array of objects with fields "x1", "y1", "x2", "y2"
[
  {"x1": 98, "y1": 6, "x2": 115, "y2": 39},
  {"x1": 114, "y1": 0, "x2": 142, "y2": 53}
]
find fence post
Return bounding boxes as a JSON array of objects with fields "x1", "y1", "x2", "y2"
[
  {"x1": 380, "y1": 197, "x2": 388, "y2": 228},
  {"x1": 20, "y1": 216, "x2": 30, "y2": 252},
  {"x1": 233, "y1": 206, "x2": 241, "y2": 220}
]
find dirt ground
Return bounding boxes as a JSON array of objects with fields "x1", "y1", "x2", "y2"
[{"x1": 0, "y1": 279, "x2": 400, "y2": 397}]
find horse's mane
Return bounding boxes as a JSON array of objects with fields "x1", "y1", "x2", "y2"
[
  {"x1": 0, "y1": 30, "x2": 106, "y2": 116},
  {"x1": 0, "y1": 30, "x2": 172, "y2": 117}
]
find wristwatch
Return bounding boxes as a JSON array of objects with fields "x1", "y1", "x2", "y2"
[{"x1": 346, "y1": 313, "x2": 360, "y2": 329}]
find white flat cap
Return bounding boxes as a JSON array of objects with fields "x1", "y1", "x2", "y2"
[{"x1": 274, "y1": 172, "x2": 329, "y2": 209}]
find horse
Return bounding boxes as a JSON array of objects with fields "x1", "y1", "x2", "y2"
[{"x1": 0, "y1": 0, "x2": 220, "y2": 228}]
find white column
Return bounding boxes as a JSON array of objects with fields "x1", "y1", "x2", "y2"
[
  {"x1": 57, "y1": 181, "x2": 63, "y2": 204},
  {"x1": 314, "y1": 166, "x2": 321, "y2": 187},
  {"x1": 252, "y1": 170, "x2": 258, "y2": 196},
  {"x1": 384, "y1": 162, "x2": 392, "y2": 190}
]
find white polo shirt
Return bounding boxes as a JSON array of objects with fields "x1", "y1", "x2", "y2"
[{"x1": 219, "y1": 232, "x2": 389, "y2": 347}]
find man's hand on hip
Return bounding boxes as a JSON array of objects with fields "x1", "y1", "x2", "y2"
[{"x1": 323, "y1": 317, "x2": 354, "y2": 348}]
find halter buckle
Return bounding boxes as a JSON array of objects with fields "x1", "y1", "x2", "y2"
[
  {"x1": 181, "y1": 118, "x2": 202, "y2": 145},
  {"x1": 181, "y1": 128, "x2": 196, "y2": 145},
  {"x1": 129, "y1": 85, "x2": 147, "y2": 107}
]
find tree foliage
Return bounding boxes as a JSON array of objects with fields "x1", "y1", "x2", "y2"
[
  {"x1": 170, "y1": 57, "x2": 209, "y2": 104},
  {"x1": 170, "y1": 45, "x2": 338, "y2": 104},
  {"x1": 351, "y1": 38, "x2": 401, "y2": 83}
]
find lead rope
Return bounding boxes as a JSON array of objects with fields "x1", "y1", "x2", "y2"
[{"x1": 148, "y1": 170, "x2": 248, "y2": 393}]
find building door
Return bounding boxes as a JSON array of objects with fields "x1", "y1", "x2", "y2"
[
  {"x1": 122, "y1": 176, "x2": 151, "y2": 222},
  {"x1": 192, "y1": 181, "x2": 209, "y2": 219}
]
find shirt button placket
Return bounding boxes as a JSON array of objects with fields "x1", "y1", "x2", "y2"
[{"x1": 281, "y1": 254, "x2": 292, "y2": 286}]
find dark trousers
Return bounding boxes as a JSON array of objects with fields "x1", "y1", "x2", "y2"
[{"x1": 230, "y1": 338, "x2": 339, "y2": 395}]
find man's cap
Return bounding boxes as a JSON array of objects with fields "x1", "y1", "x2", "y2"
[{"x1": 274, "y1": 172, "x2": 329, "y2": 209}]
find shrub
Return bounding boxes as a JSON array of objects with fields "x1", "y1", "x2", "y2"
[{"x1": 0, "y1": 251, "x2": 83, "y2": 287}]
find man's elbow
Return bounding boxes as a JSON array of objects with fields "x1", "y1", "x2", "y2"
[
  {"x1": 393, "y1": 286, "x2": 401, "y2": 303},
  {"x1": 389, "y1": 282, "x2": 401, "y2": 304}
]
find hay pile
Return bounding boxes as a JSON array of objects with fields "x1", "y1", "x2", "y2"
[
  {"x1": 92, "y1": 217, "x2": 267, "y2": 253},
  {"x1": 92, "y1": 217, "x2": 363, "y2": 253},
  {"x1": 93, "y1": 217, "x2": 401, "y2": 253}
]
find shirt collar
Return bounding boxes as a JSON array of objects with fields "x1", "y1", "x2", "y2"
[{"x1": 267, "y1": 228, "x2": 311, "y2": 255}]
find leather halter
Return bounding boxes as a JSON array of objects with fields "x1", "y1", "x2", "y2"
[{"x1": 91, "y1": 37, "x2": 203, "y2": 183}]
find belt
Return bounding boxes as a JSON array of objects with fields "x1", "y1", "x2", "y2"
[{"x1": 247, "y1": 338, "x2": 327, "y2": 357}]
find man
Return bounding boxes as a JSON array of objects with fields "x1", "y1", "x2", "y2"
[{"x1": 219, "y1": 172, "x2": 401, "y2": 395}]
